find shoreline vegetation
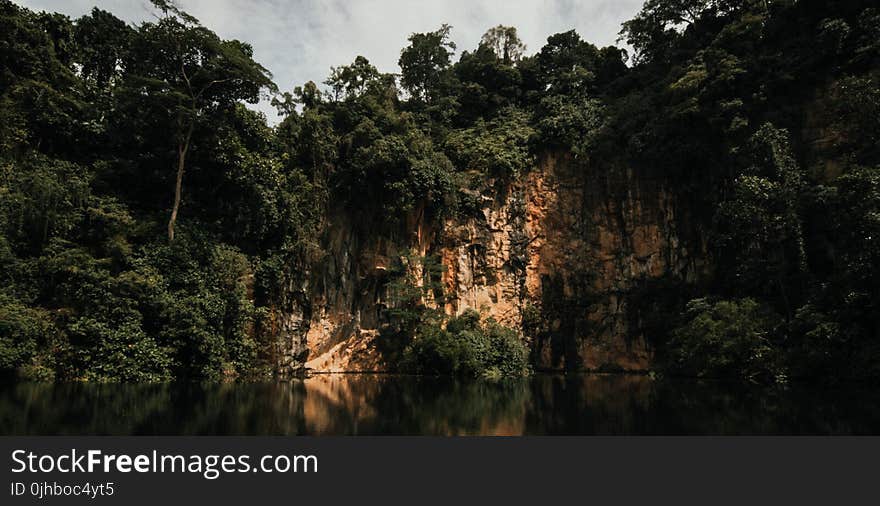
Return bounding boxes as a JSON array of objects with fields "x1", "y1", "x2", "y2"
[{"x1": 1, "y1": 0, "x2": 879, "y2": 384}]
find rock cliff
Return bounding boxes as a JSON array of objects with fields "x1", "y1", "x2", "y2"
[{"x1": 278, "y1": 152, "x2": 708, "y2": 373}]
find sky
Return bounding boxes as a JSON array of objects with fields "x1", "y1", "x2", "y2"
[{"x1": 16, "y1": 0, "x2": 644, "y2": 122}]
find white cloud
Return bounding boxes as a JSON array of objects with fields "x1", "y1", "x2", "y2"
[{"x1": 15, "y1": 0, "x2": 643, "y2": 122}]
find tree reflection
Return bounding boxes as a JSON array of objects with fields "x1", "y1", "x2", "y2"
[{"x1": 1, "y1": 376, "x2": 879, "y2": 435}]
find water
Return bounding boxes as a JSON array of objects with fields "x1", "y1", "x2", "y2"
[{"x1": 1, "y1": 374, "x2": 878, "y2": 435}]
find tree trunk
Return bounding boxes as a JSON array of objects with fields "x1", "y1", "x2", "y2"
[{"x1": 167, "y1": 123, "x2": 194, "y2": 242}]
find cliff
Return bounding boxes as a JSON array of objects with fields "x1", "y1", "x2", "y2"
[{"x1": 277, "y1": 152, "x2": 709, "y2": 373}]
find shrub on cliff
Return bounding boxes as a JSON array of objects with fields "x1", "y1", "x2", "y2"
[{"x1": 401, "y1": 310, "x2": 530, "y2": 378}]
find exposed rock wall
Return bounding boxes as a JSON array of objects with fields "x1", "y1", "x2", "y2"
[
  {"x1": 524, "y1": 153, "x2": 706, "y2": 370},
  {"x1": 280, "y1": 152, "x2": 708, "y2": 373}
]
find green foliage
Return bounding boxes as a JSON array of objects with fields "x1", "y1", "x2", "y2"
[
  {"x1": 453, "y1": 44, "x2": 525, "y2": 123},
  {"x1": 138, "y1": 236, "x2": 259, "y2": 380},
  {"x1": 534, "y1": 30, "x2": 620, "y2": 96},
  {"x1": 667, "y1": 298, "x2": 783, "y2": 382},
  {"x1": 480, "y1": 25, "x2": 526, "y2": 63},
  {"x1": 325, "y1": 56, "x2": 384, "y2": 101},
  {"x1": 2, "y1": 0, "x2": 880, "y2": 385},
  {"x1": 63, "y1": 314, "x2": 172, "y2": 382},
  {"x1": 834, "y1": 167, "x2": 880, "y2": 289},
  {"x1": 828, "y1": 76, "x2": 880, "y2": 163},
  {"x1": 445, "y1": 107, "x2": 535, "y2": 179},
  {"x1": 713, "y1": 124, "x2": 807, "y2": 305},
  {"x1": 73, "y1": 8, "x2": 133, "y2": 93},
  {"x1": 384, "y1": 253, "x2": 446, "y2": 335},
  {"x1": 1, "y1": 154, "x2": 90, "y2": 253},
  {"x1": 402, "y1": 310, "x2": 530, "y2": 378},
  {"x1": 123, "y1": 1, "x2": 275, "y2": 241},
  {"x1": 794, "y1": 165, "x2": 880, "y2": 379},
  {"x1": 0, "y1": 0, "x2": 303, "y2": 382},
  {"x1": 619, "y1": 0, "x2": 744, "y2": 65},
  {"x1": 380, "y1": 257, "x2": 528, "y2": 378},
  {"x1": 535, "y1": 96, "x2": 605, "y2": 157},
  {"x1": 399, "y1": 24, "x2": 456, "y2": 103},
  {"x1": 345, "y1": 128, "x2": 454, "y2": 216},
  {"x1": 0, "y1": 294, "x2": 56, "y2": 379}
]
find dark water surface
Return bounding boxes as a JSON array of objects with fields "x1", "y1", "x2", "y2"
[{"x1": 1, "y1": 374, "x2": 879, "y2": 435}]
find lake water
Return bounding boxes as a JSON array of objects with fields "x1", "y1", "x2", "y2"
[{"x1": 1, "y1": 374, "x2": 878, "y2": 435}]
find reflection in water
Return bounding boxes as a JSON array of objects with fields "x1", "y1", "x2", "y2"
[{"x1": 1, "y1": 374, "x2": 879, "y2": 435}]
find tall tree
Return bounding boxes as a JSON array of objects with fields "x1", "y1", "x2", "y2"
[
  {"x1": 324, "y1": 55, "x2": 382, "y2": 101},
  {"x1": 714, "y1": 124, "x2": 807, "y2": 317},
  {"x1": 73, "y1": 8, "x2": 132, "y2": 94},
  {"x1": 130, "y1": 0, "x2": 274, "y2": 241},
  {"x1": 480, "y1": 25, "x2": 526, "y2": 63},
  {"x1": 398, "y1": 24, "x2": 456, "y2": 103},
  {"x1": 619, "y1": 0, "x2": 760, "y2": 64},
  {"x1": 535, "y1": 30, "x2": 600, "y2": 96}
]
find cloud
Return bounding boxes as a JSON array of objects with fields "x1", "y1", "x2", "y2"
[{"x1": 15, "y1": 0, "x2": 643, "y2": 122}]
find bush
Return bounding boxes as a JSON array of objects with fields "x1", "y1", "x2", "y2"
[
  {"x1": 0, "y1": 295, "x2": 56, "y2": 378},
  {"x1": 402, "y1": 310, "x2": 530, "y2": 378},
  {"x1": 144, "y1": 238, "x2": 259, "y2": 380},
  {"x1": 535, "y1": 95, "x2": 605, "y2": 157},
  {"x1": 444, "y1": 107, "x2": 535, "y2": 179},
  {"x1": 63, "y1": 313, "x2": 172, "y2": 382},
  {"x1": 665, "y1": 298, "x2": 783, "y2": 382}
]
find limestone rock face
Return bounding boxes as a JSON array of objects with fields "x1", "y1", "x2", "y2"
[
  {"x1": 522, "y1": 154, "x2": 706, "y2": 370},
  {"x1": 267, "y1": 277, "x2": 311, "y2": 377},
  {"x1": 281, "y1": 152, "x2": 708, "y2": 373}
]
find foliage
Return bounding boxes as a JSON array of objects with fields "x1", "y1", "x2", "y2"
[
  {"x1": 0, "y1": 0, "x2": 290, "y2": 381},
  {"x1": 325, "y1": 56, "x2": 383, "y2": 101},
  {"x1": 380, "y1": 257, "x2": 527, "y2": 378},
  {"x1": 399, "y1": 24, "x2": 456, "y2": 103},
  {"x1": 402, "y1": 310, "x2": 530, "y2": 378},
  {"x1": 0, "y1": 294, "x2": 57, "y2": 379},
  {"x1": 535, "y1": 96, "x2": 605, "y2": 157},
  {"x1": 445, "y1": 107, "x2": 535, "y2": 179},
  {"x1": 2, "y1": 0, "x2": 880, "y2": 384},
  {"x1": 666, "y1": 298, "x2": 783, "y2": 382},
  {"x1": 713, "y1": 124, "x2": 807, "y2": 310},
  {"x1": 480, "y1": 25, "x2": 526, "y2": 63}
]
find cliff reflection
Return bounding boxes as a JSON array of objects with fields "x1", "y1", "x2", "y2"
[{"x1": 1, "y1": 375, "x2": 879, "y2": 435}]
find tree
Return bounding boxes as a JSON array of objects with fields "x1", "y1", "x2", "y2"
[
  {"x1": 619, "y1": 0, "x2": 760, "y2": 64},
  {"x1": 129, "y1": 0, "x2": 274, "y2": 242},
  {"x1": 829, "y1": 166, "x2": 880, "y2": 348},
  {"x1": 0, "y1": 0, "x2": 84, "y2": 156},
  {"x1": 324, "y1": 55, "x2": 382, "y2": 101},
  {"x1": 73, "y1": 8, "x2": 133, "y2": 93},
  {"x1": 714, "y1": 124, "x2": 807, "y2": 316},
  {"x1": 445, "y1": 107, "x2": 534, "y2": 179},
  {"x1": 399, "y1": 24, "x2": 456, "y2": 103},
  {"x1": 667, "y1": 298, "x2": 781, "y2": 381},
  {"x1": 480, "y1": 25, "x2": 526, "y2": 63},
  {"x1": 535, "y1": 30, "x2": 600, "y2": 96},
  {"x1": 453, "y1": 44, "x2": 523, "y2": 122}
]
